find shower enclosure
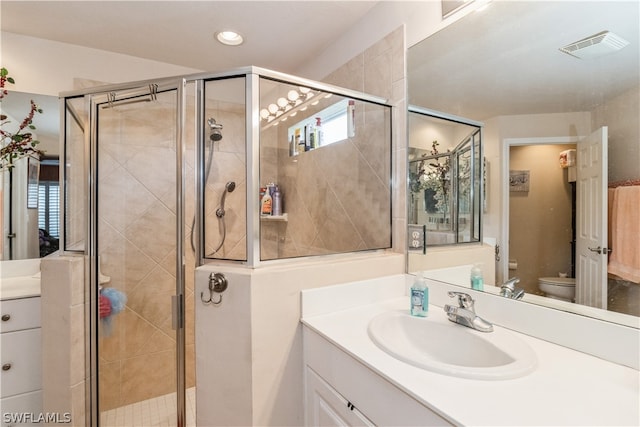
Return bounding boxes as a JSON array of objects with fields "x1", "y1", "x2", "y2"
[{"x1": 60, "y1": 67, "x2": 392, "y2": 425}]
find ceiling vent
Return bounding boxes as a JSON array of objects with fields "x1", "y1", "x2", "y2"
[{"x1": 559, "y1": 31, "x2": 629, "y2": 59}]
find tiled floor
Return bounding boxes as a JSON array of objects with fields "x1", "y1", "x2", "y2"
[{"x1": 100, "y1": 387, "x2": 196, "y2": 427}]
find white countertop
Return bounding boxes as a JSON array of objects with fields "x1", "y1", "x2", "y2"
[
  {"x1": 0, "y1": 274, "x2": 41, "y2": 300},
  {"x1": 1, "y1": 258, "x2": 42, "y2": 300},
  {"x1": 301, "y1": 275, "x2": 640, "y2": 426}
]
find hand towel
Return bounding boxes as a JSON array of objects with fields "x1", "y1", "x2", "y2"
[{"x1": 608, "y1": 186, "x2": 640, "y2": 283}]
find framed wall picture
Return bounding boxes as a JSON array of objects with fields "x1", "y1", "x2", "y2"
[{"x1": 509, "y1": 170, "x2": 530, "y2": 192}]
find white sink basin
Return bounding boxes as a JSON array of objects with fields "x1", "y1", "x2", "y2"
[{"x1": 368, "y1": 310, "x2": 537, "y2": 380}]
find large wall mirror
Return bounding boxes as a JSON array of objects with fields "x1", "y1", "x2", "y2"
[
  {"x1": 1, "y1": 92, "x2": 60, "y2": 260},
  {"x1": 408, "y1": 1, "x2": 639, "y2": 324}
]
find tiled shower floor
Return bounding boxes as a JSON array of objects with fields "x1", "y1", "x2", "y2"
[{"x1": 100, "y1": 387, "x2": 195, "y2": 427}]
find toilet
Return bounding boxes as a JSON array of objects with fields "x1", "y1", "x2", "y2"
[{"x1": 538, "y1": 277, "x2": 576, "y2": 302}]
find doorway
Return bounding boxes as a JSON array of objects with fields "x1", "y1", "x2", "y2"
[{"x1": 507, "y1": 142, "x2": 577, "y2": 295}]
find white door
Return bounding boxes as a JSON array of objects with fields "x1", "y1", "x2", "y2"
[{"x1": 576, "y1": 126, "x2": 608, "y2": 308}]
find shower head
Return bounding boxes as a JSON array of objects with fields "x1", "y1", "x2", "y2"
[
  {"x1": 216, "y1": 181, "x2": 236, "y2": 218},
  {"x1": 208, "y1": 117, "x2": 223, "y2": 142}
]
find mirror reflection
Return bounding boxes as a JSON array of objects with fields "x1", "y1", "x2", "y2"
[
  {"x1": 408, "y1": 109, "x2": 482, "y2": 246},
  {"x1": 1, "y1": 92, "x2": 60, "y2": 260},
  {"x1": 408, "y1": 1, "x2": 639, "y2": 321}
]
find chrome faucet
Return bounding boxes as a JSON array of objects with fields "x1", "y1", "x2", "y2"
[
  {"x1": 443, "y1": 291, "x2": 493, "y2": 332},
  {"x1": 500, "y1": 277, "x2": 525, "y2": 300}
]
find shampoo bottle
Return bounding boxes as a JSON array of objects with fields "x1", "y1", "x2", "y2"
[
  {"x1": 272, "y1": 186, "x2": 282, "y2": 216},
  {"x1": 260, "y1": 188, "x2": 272, "y2": 216},
  {"x1": 347, "y1": 100, "x2": 355, "y2": 138},
  {"x1": 314, "y1": 117, "x2": 323, "y2": 147},
  {"x1": 470, "y1": 263, "x2": 484, "y2": 291},
  {"x1": 410, "y1": 273, "x2": 429, "y2": 317}
]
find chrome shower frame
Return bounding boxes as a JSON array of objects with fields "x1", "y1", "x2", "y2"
[{"x1": 59, "y1": 66, "x2": 391, "y2": 426}]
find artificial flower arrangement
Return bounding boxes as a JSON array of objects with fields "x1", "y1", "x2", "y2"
[{"x1": 1, "y1": 67, "x2": 43, "y2": 170}]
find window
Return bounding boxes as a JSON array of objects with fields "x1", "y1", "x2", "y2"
[
  {"x1": 288, "y1": 99, "x2": 352, "y2": 151},
  {"x1": 38, "y1": 181, "x2": 60, "y2": 237}
]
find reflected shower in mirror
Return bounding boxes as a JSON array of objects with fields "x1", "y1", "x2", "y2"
[
  {"x1": 407, "y1": 0, "x2": 639, "y2": 322},
  {"x1": 408, "y1": 108, "x2": 482, "y2": 248}
]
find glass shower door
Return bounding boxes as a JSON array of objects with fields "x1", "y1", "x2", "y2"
[{"x1": 89, "y1": 84, "x2": 187, "y2": 426}]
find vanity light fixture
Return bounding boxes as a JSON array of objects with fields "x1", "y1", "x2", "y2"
[
  {"x1": 260, "y1": 87, "x2": 321, "y2": 127},
  {"x1": 559, "y1": 31, "x2": 629, "y2": 59},
  {"x1": 216, "y1": 30, "x2": 244, "y2": 46}
]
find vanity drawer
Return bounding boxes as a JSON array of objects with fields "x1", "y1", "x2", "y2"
[
  {"x1": 1, "y1": 390, "x2": 42, "y2": 427},
  {"x1": 0, "y1": 297, "x2": 41, "y2": 333},
  {"x1": 1, "y1": 328, "x2": 42, "y2": 398}
]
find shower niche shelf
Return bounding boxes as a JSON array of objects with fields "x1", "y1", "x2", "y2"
[{"x1": 260, "y1": 213, "x2": 288, "y2": 222}]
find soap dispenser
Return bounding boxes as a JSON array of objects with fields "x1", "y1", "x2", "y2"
[
  {"x1": 470, "y1": 263, "x2": 484, "y2": 291},
  {"x1": 410, "y1": 273, "x2": 429, "y2": 317}
]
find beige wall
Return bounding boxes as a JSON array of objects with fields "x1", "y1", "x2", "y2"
[
  {"x1": 509, "y1": 144, "x2": 576, "y2": 294},
  {"x1": 592, "y1": 85, "x2": 640, "y2": 183}
]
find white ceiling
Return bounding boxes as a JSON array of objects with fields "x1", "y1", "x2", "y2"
[
  {"x1": 408, "y1": 1, "x2": 640, "y2": 121},
  {"x1": 0, "y1": 1, "x2": 379, "y2": 73}
]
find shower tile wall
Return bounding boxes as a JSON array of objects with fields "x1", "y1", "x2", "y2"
[
  {"x1": 97, "y1": 94, "x2": 196, "y2": 410},
  {"x1": 202, "y1": 98, "x2": 247, "y2": 260},
  {"x1": 260, "y1": 27, "x2": 405, "y2": 259}
]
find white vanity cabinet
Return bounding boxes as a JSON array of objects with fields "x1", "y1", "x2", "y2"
[
  {"x1": 0, "y1": 296, "x2": 42, "y2": 427},
  {"x1": 303, "y1": 327, "x2": 452, "y2": 427}
]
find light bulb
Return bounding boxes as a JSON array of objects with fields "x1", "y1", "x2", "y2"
[
  {"x1": 299, "y1": 87, "x2": 310, "y2": 94},
  {"x1": 287, "y1": 90, "x2": 299, "y2": 101},
  {"x1": 260, "y1": 109, "x2": 270, "y2": 119},
  {"x1": 268, "y1": 103, "x2": 278, "y2": 114},
  {"x1": 277, "y1": 97, "x2": 288, "y2": 108}
]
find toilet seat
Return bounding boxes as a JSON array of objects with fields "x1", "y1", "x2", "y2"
[{"x1": 538, "y1": 277, "x2": 576, "y2": 287}]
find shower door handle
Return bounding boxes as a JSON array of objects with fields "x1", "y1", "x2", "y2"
[{"x1": 171, "y1": 294, "x2": 184, "y2": 330}]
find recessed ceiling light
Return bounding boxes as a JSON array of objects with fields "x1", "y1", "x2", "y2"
[{"x1": 216, "y1": 30, "x2": 244, "y2": 46}]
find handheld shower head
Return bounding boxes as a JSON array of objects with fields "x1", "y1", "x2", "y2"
[
  {"x1": 216, "y1": 181, "x2": 236, "y2": 218},
  {"x1": 208, "y1": 117, "x2": 223, "y2": 142}
]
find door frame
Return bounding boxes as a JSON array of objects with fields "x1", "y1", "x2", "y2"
[
  {"x1": 86, "y1": 79, "x2": 187, "y2": 426},
  {"x1": 499, "y1": 136, "x2": 582, "y2": 284}
]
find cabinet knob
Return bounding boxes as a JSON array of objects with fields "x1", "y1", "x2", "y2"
[
  {"x1": 2, "y1": 363, "x2": 12, "y2": 371},
  {"x1": 1, "y1": 314, "x2": 10, "y2": 321}
]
